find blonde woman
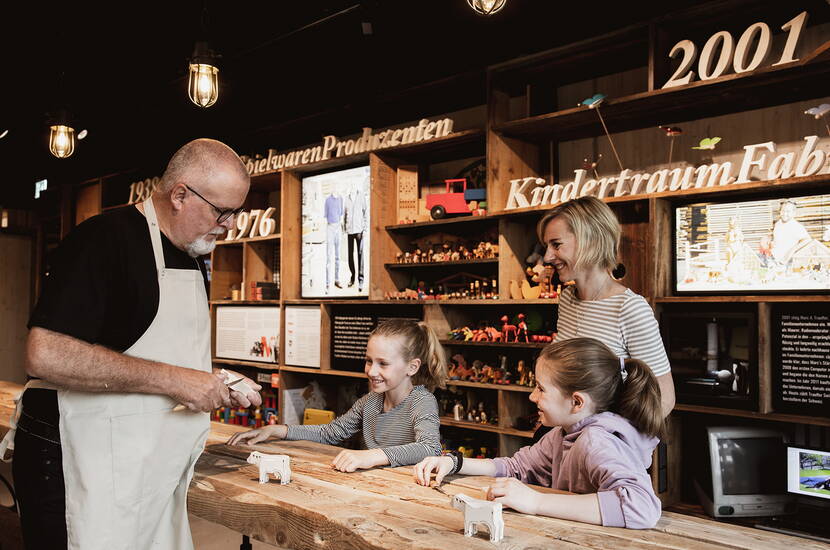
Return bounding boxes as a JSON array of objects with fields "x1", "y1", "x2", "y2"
[{"x1": 537, "y1": 196, "x2": 675, "y2": 416}]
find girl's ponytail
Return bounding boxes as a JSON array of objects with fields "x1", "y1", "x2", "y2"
[
  {"x1": 417, "y1": 322, "x2": 448, "y2": 392},
  {"x1": 370, "y1": 319, "x2": 448, "y2": 392},
  {"x1": 538, "y1": 338, "x2": 664, "y2": 438},
  {"x1": 618, "y1": 358, "x2": 664, "y2": 439}
]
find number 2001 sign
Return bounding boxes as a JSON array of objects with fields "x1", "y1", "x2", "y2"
[{"x1": 663, "y1": 11, "x2": 808, "y2": 89}]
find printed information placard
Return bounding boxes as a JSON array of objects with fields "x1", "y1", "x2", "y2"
[
  {"x1": 215, "y1": 306, "x2": 279, "y2": 364},
  {"x1": 772, "y1": 303, "x2": 830, "y2": 416}
]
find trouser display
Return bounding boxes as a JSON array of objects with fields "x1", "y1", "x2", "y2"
[
  {"x1": 347, "y1": 232, "x2": 364, "y2": 288},
  {"x1": 12, "y1": 392, "x2": 67, "y2": 550},
  {"x1": 326, "y1": 222, "x2": 341, "y2": 289}
]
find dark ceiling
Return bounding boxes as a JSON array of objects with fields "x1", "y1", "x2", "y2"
[{"x1": 1, "y1": 0, "x2": 712, "y2": 208}]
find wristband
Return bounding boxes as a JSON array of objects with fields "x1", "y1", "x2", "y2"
[{"x1": 454, "y1": 450, "x2": 464, "y2": 474}]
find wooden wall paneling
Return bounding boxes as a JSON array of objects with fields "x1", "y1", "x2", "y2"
[
  {"x1": 319, "y1": 304, "x2": 332, "y2": 371},
  {"x1": 280, "y1": 171, "x2": 302, "y2": 300},
  {"x1": 648, "y1": 22, "x2": 671, "y2": 92},
  {"x1": 487, "y1": 85, "x2": 540, "y2": 214},
  {"x1": 74, "y1": 181, "x2": 101, "y2": 226},
  {"x1": 0, "y1": 234, "x2": 32, "y2": 384},
  {"x1": 369, "y1": 153, "x2": 400, "y2": 299},
  {"x1": 243, "y1": 240, "x2": 277, "y2": 292},
  {"x1": 497, "y1": 390, "x2": 532, "y2": 433},
  {"x1": 423, "y1": 304, "x2": 452, "y2": 340},
  {"x1": 498, "y1": 218, "x2": 534, "y2": 299},
  {"x1": 209, "y1": 245, "x2": 243, "y2": 301},
  {"x1": 611, "y1": 201, "x2": 650, "y2": 298},
  {"x1": 757, "y1": 302, "x2": 773, "y2": 414},
  {"x1": 655, "y1": 413, "x2": 683, "y2": 507},
  {"x1": 649, "y1": 198, "x2": 674, "y2": 300}
]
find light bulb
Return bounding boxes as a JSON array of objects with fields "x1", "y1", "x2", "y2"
[
  {"x1": 188, "y1": 63, "x2": 219, "y2": 108},
  {"x1": 49, "y1": 124, "x2": 75, "y2": 159}
]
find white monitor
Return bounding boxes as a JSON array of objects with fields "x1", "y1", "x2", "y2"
[
  {"x1": 695, "y1": 427, "x2": 794, "y2": 518},
  {"x1": 787, "y1": 446, "x2": 830, "y2": 501}
]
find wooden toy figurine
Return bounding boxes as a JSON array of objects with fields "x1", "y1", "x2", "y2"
[
  {"x1": 450, "y1": 494, "x2": 504, "y2": 543},
  {"x1": 500, "y1": 315, "x2": 517, "y2": 342},
  {"x1": 247, "y1": 451, "x2": 291, "y2": 485},
  {"x1": 516, "y1": 313, "x2": 529, "y2": 343}
]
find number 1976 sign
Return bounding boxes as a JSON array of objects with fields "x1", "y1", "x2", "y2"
[{"x1": 663, "y1": 11, "x2": 808, "y2": 89}]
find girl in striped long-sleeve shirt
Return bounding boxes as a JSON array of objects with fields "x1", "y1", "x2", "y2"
[{"x1": 229, "y1": 319, "x2": 448, "y2": 472}]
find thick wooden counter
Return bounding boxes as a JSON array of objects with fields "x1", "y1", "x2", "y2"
[{"x1": 1, "y1": 381, "x2": 826, "y2": 549}]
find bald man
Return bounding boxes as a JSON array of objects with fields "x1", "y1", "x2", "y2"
[{"x1": 7, "y1": 139, "x2": 263, "y2": 550}]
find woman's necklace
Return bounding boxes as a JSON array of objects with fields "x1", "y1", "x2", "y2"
[{"x1": 576, "y1": 277, "x2": 613, "y2": 334}]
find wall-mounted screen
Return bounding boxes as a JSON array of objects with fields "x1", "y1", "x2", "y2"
[
  {"x1": 675, "y1": 193, "x2": 830, "y2": 293},
  {"x1": 301, "y1": 165, "x2": 371, "y2": 298}
]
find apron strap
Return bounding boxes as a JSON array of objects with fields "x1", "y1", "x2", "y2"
[
  {"x1": 142, "y1": 197, "x2": 167, "y2": 271},
  {"x1": 0, "y1": 379, "x2": 60, "y2": 462}
]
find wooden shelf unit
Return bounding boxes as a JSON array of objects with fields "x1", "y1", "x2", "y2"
[{"x1": 61, "y1": 0, "x2": 830, "y2": 500}]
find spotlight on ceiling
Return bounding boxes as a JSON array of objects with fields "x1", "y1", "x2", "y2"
[
  {"x1": 467, "y1": 0, "x2": 507, "y2": 16},
  {"x1": 0, "y1": 129, "x2": 8, "y2": 139},
  {"x1": 77, "y1": 129, "x2": 88, "y2": 140}
]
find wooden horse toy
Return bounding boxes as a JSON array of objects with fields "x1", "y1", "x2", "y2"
[
  {"x1": 450, "y1": 493, "x2": 504, "y2": 543},
  {"x1": 247, "y1": 451, "x2": 291, "y2": 485},
  {"x1": 500, "y1": 315, "x2": 517, "y2": 342}
]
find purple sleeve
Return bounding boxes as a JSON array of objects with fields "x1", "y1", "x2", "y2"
[
  {"x1": 580, "y1": 432, "x2": 661, "y2": 529},
  {"x1": 492, "y1": 430, "x2": 557, "y2": 487}
]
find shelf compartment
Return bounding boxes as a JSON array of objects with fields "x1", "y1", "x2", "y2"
[
  {"x1": 673, "y1": 403, "x2": 830, "y2": 428},
  {"x1": 440, "y1": 416, "x2": 533, "y2": 438},
  {"x1": 212, "y1": 358, "x2": 279, "y2": 370},
  {"x1": 210, "y1": 300, "x2": 280, "y2": 305},
  {"x1": 376, "y1": 128, "x2": 485, "y2": 164},
  {"x1": 446, "y1": 379, "x2": 533, "y2": 393},
  {"x1": 440, "y1": 339, "x2": 546, "y2": 349},
  {"x1": 656, "y1": 295, "x2": 830, "y2": 303},
  {"x1": 216, "y1": 233, "x2": 281, "y2": 246},
  {"x1": 385, "y1": 258, "x2": 498, "y2": 269},
  {"x1": 386, "y1": 214, "x2": 499, "y2": 232},
  {"x1": 280, "y1": 365, "x2": 367, "y2": 379},
  {"x1": 494, "y1": 47, "x2": 830, "y2": 142}
]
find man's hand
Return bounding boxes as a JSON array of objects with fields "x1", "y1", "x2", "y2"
[
  {"x1": 486, "y1": 477, "x2": 542, "y2": 515},
  {"x1": 172, "y1": 370, "x2": 231, "y2": 412},
  {"x1": 220, "y1": 369, "x2": 263, "y2": 408},
  {"x1": 331, "y1": 449, "x2": 387, "y2": 473}
]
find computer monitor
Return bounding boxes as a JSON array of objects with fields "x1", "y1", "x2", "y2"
[
  {"x1": 787, "y1": 445, "x2": 830, "y2": 501},
  {"x1": 695, "y1": 427, "x2": 794, "y2": 518}
]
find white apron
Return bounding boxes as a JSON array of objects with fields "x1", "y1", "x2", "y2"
[{"x1": 2, "y1": 197, "x2": 212, "y2": 549}]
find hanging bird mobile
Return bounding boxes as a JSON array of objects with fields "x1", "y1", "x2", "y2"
[
  {"x1": 804, "y1": 104, "x2": 830, "y2": 137},
  {"x1": 579, "y1": 93, "x2": 624, "y2": 171},
  {"x1": 692, "y1": 137, "x2": 722, "y2": 150}
]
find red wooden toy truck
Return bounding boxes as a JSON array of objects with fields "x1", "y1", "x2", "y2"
[{"x1": 425, "y1": 178, "x2": 487, "y2": 219}]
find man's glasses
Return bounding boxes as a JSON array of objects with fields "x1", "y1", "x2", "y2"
[{"x1": 185, "y1": 184, "x2": 243, "y2": 224}]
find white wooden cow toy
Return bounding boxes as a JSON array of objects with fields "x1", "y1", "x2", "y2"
[
  {"x1": 247, "y1": 451, "x2": 291, "y2": 485},
  {"x1": 450, "y1": 493, "x2": 504, "y2": 543}
]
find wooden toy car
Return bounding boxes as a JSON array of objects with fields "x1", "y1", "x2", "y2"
[{"x1": 425, "y1": 178, "x2": 486, "y2": 219}]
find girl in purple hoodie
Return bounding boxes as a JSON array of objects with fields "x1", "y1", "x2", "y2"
[{"x1": 414, "y1": 337, "x2": 664, "y2": 529}]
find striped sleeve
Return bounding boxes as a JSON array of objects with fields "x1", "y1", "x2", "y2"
[
  {"x1": 619, "y1": 295, "x2": 672, "y2": 377},
  {"x1": 380, "y1": 389, "x2": 442, "y2": 467},
  {"x1": 285, "y1": 393, "x2": 368, "y2": 445}
]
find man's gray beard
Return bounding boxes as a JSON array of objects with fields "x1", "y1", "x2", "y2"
[{"x1": 185, "y1": 235, "x2": 218, "y2": 257}]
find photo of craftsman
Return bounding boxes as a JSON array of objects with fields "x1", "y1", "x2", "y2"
[{"x1": 676, "y1": 194, "x2": 830, "y2": 291}]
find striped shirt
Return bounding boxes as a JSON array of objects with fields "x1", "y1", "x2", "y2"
[
  {"x1": 285, "y1": 385, "x2": 441, "y2": 467},
  {"x1": 555, "y1": 286, "x2": 671, "y2": 377}
]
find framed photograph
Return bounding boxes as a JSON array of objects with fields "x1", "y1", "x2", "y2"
[
  {"x1": 301, "y1": 165, "x2": 371, "y2": 298},
  {"x1": 674, "y1": 193, "x2": 830, "y2": 293},
  {"x1": 215, "y1": 306, "x2": 279, "y2": 363}
]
